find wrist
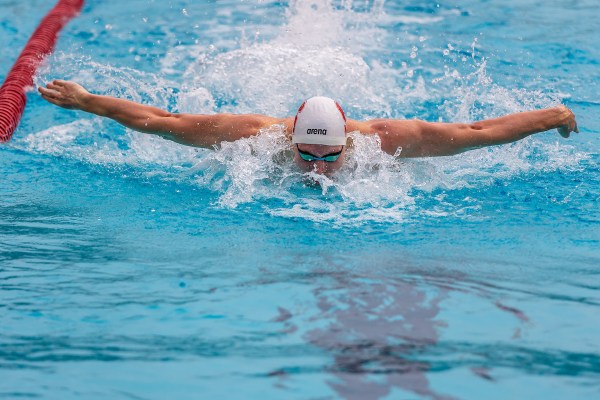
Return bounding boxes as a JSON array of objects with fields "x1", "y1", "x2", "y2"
[
  {"x1": 553, "y1": 105, "x2": 571, "y2": 127},
  {"x1": 77, "y1": 92, "x2": 93, "y2": 111}
]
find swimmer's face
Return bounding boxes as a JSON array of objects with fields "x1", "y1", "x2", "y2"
[{"x1": 293, "y1": 143, "x2": 346, "y2": 177}]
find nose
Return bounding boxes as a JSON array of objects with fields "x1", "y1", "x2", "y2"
[{"x1": 313, "y1": 161, "x2": 327, "y2": 175}]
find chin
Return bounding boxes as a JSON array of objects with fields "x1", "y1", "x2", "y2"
[{"x1": 303, "y1": 177, "x2": 322, "y2": 187}]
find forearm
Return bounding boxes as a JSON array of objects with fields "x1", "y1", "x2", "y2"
[
  {"x1": 467, "y1": 105, "x2": 573, "y2": 146},
  {"x1": 80, "y1": 93, "x2": 172, "y2": 134}
]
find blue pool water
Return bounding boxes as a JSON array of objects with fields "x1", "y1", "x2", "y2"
[{"x1": 1, "y1": 0, "x2": 599, "y2": 398}]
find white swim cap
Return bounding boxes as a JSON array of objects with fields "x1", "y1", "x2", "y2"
[{"x1": 292, "y1": 96, "x2": 347, "y2": 146}]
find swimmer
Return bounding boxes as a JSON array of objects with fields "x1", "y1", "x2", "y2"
[{"x1": 39, "y1": 80, "x2": 579, "y2": 176}]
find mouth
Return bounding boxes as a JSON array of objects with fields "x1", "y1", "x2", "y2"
[
  {"x1": 302, "y1": 175, "x2": 322, "y2": 187},
  {"x1": 302, "y1": 170, "x2": 335, "y2": 190}
]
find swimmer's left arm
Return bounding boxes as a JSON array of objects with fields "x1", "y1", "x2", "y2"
[{"x1": 365, "y1": 106, "x2": 579, "y2": 157}]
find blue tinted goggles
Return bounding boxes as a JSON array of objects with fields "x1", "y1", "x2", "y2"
[{"x1": 297, "y1": 145, "x2": 343, "y2": 162}]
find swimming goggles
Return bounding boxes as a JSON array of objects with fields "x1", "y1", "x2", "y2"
[{"x1": 297, "y1": 145, "x2": 344, "y2": 162}]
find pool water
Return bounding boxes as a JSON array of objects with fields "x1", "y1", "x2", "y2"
[{"x1": 1, "y1": 0, "x2": 599, "y2": 399}]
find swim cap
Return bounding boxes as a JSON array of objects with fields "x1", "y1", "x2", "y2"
[{"x1": 292, "y1": 96, "x2": 347, "y2": 146}]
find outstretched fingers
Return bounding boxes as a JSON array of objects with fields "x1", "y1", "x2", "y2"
[
  {"x1": 39, "y1": 86, "x2": 70, "y2": 108},
  {"x1": 39, "y1": 86, "x2": 61, "y2": 99},
  {"x1": 39, "y1": 92, "x2": 60, "y2": 106},
  {"x1": 558, "y1": 126, "x2": 570, "y2": 138},
  {"x1": 569, "y1": 111, "x2": 579, "y2": 134},
  {"x1": 46, "y1": 81, "x2": 63, "y2": 91}
]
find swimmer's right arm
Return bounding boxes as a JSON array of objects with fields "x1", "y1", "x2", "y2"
[{"x1": 39, "y1": 80, "x2": 290, "y2": 147}]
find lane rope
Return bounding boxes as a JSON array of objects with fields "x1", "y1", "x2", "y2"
[{"x1": 0, "y1": 0, "x2": 84, "y2": 142}]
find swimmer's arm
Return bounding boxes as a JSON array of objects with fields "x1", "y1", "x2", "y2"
[
  {"x1": 362, "y1": 106, "x2": 579, "y2": 157},
  {"x1": 39, "y1": 80, "x2": 291, "y2": 147}
]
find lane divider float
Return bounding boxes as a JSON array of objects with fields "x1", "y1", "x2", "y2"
[{"x1": 0, "y1": 0, "x2": 84, "y2": 142}]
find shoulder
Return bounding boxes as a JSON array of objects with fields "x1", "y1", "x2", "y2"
[
  {"x1": 252, "y1": 115, "x2": 294, "y2": 139},
  {"x1": 231, "y1": 114, "x2": 293, "y2": 134},
  {"x1": 208, "y1": 113, "x2": 292, "y2": 139},
  {"x1": 347, "y1": 118, "x2": 425, "y2": 155},
  {"x1": 169, "y1": 113, "x2": 292, "y2": 147}
]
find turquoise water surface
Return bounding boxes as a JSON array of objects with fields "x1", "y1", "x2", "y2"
[{"x1": 1, "y1": 1, "x2": 599, "y2": 399}]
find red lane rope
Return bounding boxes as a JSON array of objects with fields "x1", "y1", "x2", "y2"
[{"x1": 0, "y1": 0, "x2": 84, "y2": 143}]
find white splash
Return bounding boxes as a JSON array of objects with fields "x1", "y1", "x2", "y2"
[{"x1": 180, "y1": 0, "x2": 391, "y2": 117}]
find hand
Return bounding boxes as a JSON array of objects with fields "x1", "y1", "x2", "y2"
[
  {"x1": 556, "y1": 105, "x2": 579, "y2": 138},
  {"x1": 38, "y1": 80, "x2": 90, "y2": 110}
]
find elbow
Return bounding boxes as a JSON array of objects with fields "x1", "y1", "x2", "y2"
[
  {"x1": 138, "y1": 113, "x2": 177, "y2": 135},
  {"x1": 437, "y1": 123, "x2": 490, "y2": 156},
  {"x1": 461, "y1": 123, "x2": 496, "y2": 149},
  {"x1": 469, "y1": 122, "x2": 484, "y2": 131}
]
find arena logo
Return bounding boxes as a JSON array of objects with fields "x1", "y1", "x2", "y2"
[{"x1": 307, "y1": 129, "x2": 327, "y2": 135}]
